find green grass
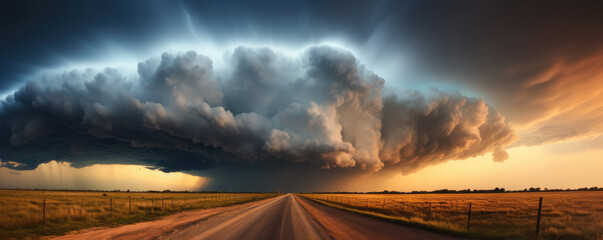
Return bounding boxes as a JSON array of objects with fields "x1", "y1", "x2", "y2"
[{"x1": 0, "y1": 190, "x2": 279, "y2": 239}]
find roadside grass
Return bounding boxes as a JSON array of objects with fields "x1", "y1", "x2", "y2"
[
  {"x1": 303, "y1": 196, "x2": 473, "y2": 238},
  {"x1": 0, "y1": 190, "x2": 279, "y2": 239},
  {"x1": 301, "y1": 191, "x2": 603, "y2": 240}
]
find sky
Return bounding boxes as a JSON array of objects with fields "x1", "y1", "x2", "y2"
[{"x1": 0, "y1": 0, "x2": 602, "y2": 192}]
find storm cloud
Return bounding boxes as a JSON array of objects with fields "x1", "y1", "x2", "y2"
[{"x1": 0, "y1": 46, "x2": 515, "y2": 178}]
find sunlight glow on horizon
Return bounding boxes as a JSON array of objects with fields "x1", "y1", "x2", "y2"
[
  {"x1": 327, "y1": 137, "x2": 603, "y2": 192},
  {"x1": 0, "y1": 160, "x2": 209, "y2": 191},
  {"x1": 387, "y1": 143, "x2": 603, "y2": 192},
  {"x1": 2, "y1": 137, "x2": 601, "y2": 192}
]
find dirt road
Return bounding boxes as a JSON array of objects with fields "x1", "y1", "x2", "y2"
[{"x1": 53, "y1": 194, "x2": 466, "y2": 240}]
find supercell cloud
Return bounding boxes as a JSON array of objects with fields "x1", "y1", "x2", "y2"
[{"x1": 0, "y1": 46, "x2": 516, "y2": 179}]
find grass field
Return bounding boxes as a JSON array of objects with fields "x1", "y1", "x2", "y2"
[
  {"x1": 302, "y1": 191, "x2": 603, "y2": 240},
  {"x1": 0, "y1": 190, "x2": 279, "y2": 239}
]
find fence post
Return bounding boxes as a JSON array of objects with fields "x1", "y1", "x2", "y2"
[
  {"x1": 42, "y1": 199, "x2": 46, "y2": 222},
  {"x1": 79, "y1": 198, "x2": 85, "y2": 217},
  {"x1": 383, "y1": 198, "x2": 386, "y2": 210},
  {"x1": 129, "y1": 196, "x2": 132, "y2": 214},
  {"x1": 162, "y1": 197, "x2": 164, "y2": 208},
  {"x1": 467, "y1": 202, "x2": 472, "y2": 231},
  {"x1": 110, "y1": 198, "x2": 113, "y2": 214},
  {"x1": 171, "y1": 197, "x2": 173, "y2": 209},
  {"x1": 536, "y1": 197, "x2": 543, "y2": 236}
]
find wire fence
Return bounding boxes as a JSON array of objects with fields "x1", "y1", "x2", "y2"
[
  {"x1": 0, "y1": 193, "x2": 273, "y2": 228},
  {"x1": 304, "y1": 193, "x2": 603, "y2": 240}
]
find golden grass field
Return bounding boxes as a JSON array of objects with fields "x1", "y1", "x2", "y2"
[
  {"x1": 303, "y1": 191, "x2": 603, "y2": 240},
  {"x1": 0, "y1": 190, "x2": 278, "y2": 239}
]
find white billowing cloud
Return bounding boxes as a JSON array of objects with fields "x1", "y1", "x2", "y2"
[
  {"x1": 0, "y1": 45, "x2": 516, "y2": 173},
  {"x1": 380, "y1": 90, "x2": 517, "y2": 172}
]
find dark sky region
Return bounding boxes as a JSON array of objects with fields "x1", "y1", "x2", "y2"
[{"x1": 1, "y1": 0, "x2": 603, "y2": 192}]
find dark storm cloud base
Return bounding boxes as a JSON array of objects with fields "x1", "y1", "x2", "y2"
[{"x1": 0, "y1": 46, "x2": 515, "y2": 191}]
